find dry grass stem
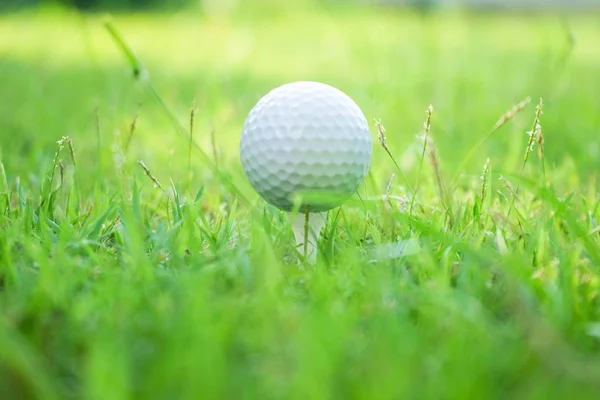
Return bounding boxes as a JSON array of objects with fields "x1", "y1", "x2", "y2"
[
  {"x1": 59, "y1": 161, "x2": 65, "y2": 187},
  {"x1": 505, "y1": 98, "x2": 543, "y2": 222},
  {"x1": 0, "y1": 161, "x2": 9, "y2": 213},
  {"x1": 375, "y1": 119, "x2": 413, "y2": 194},
  {"x1": 415, "y1": 105, "x2": 433, "y2": 191},
  {"x1": 492, "y1": 97, "x2": 531, "y2": 132},
  {"x1": 125, "y1": 111, "x2": 139, "y2": 153},
  {"x1": 385, "y1": 173, "x2": 395, "y2": 208},
  {"x1": 500, "y1": 175, "x2": 526, "y2": 234},
  {"x1": 137, "y1": 159, "x2": 167, "y2": 195},
  {"x1": 537, "y1": 115, "x2": 546, "y2": 182},
  {"x1": 376, "y1": 118, "x2": 388, "y2": 151},
  {"x1": 523, "y1": 98, "x2": 544, "y2": 170},
  {"x1": 67, "y1": 137, "x2": 76, "y2": 167},
  {"x1": 0, "y1": 161, "x2": 8, "y2": 192},
  {"x1": 480, "y1": 157, "x2": 490, "y2": 206},
  {"x1": 427, "y1": 137, "x2": 445, "y2": 206},
  {"x1": 537, "y1": 128, "x2": 545, "y2": 159},
  {"x1": 424, "y1": 105, "x2": 433, "y2": 137},
  {"x1": 66, "y1": 137, "x2": 81, "y2": 199},
  {"x1": 419, "y1": 106, "x2": 453, "y2": 226},
  {"x1": 452, "y1": 96, "x2": 531, "y2": 183},
  {"x1": 410, "y1": 105, "x2": 433, "y2": 215},
  {"x1": 189, "y1": 102, "x2": 197, "y2": 176},
  {"x1": 500, "y1": 176, "x2": 520, "y2": 204},
  {"x1": 500, "y1": 176, "x2": 521, "y2": 202},
  {"x1": 95, "y1": 106, "x2": 101, "y2": 168},
  {"x1": 210, "y1": 123, "x2": 219, "y2": 170},
  {"x1": 49, "y1": 137, "x2": 68, "y2": 190}
]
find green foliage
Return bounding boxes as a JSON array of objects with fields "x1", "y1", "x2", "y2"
[{"x1": 0, "y1": 3, "x2": 600, "y2": 398}]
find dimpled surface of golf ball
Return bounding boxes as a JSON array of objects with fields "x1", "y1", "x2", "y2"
[{"x1": 240, "y1": 81, "x2": 372, "y2": 212}]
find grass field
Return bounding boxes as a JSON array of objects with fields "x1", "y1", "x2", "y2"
[{"x1": 1, "y1": 2, "x2": 600, "y2": 399}]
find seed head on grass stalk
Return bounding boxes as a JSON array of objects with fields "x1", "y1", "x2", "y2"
[
  {"x1": 385, "y1": 173, "x2": 395, "y2": 210},
  {"x1": 537, "y1": 122, "x2": 546, "y2": 183},
  {"x1": 39, "y1": 136, "x2": 69, "y2": 211},
  {"x1": 66, "y1": 137, "x2": 76, "y2": 167},
  {"x1": 424, "y1": 131, "x2": 454, "y2": 227},
  {"x1": 492, "y1": 97, "x2": 532, "y2": 132},
  {"x1": 375, "y1": 119, "x2": 413, "y2": 196},
  {"x1": 480, "y1": 157, "x2": 490, "y2": 209},
  {"x1": 59, "y1": 161, "x2": 65, "y2": 188},
  {"x1": 66, "y1": 137, "x2": 80, "y2": 198},
  {"x1": 413, "y1": 106, "x2": 453, "y2": 227},
  {"x1": 410, "y1": 105, "x2": 433, "y2": 215},
  {"x1": 452, "y1": 96, "x2": 531, "y2": 184},
  {"x1": 522, "y1": 98, "x2": 544, "y2": 171},
  {"x1": 124, "y1": 110, "x2": 139, "y2": 154},
  {"x1": 48, "y1": 137, "x2": 68, "y2": 192},
  {"x1": 505, "y1": 98, "x2": 544, "y2": 226},
  {"x1": 537, "y1": 126, "x2": 545, "y2": 159},
  {"x1": 499, "y1": 175, "x2": 526, "y2": 234},
  {"x1": 188, "y1": 101, "x2": 198, "y2": 179},
  {"x1": 137, "y1": 160, "x2": 169, "y2": 197},
  {"x1": 499, "y1": 176, "x2": 520, "y2": 203}
]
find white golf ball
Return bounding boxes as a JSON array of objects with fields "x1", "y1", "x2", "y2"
[{"x1": 240, "y1": 81, "x2": 372, "y2": 212}]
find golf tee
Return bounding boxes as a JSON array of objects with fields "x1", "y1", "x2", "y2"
[{"x1": 291, "y1": 211, "x2": 326, "y2": 264}]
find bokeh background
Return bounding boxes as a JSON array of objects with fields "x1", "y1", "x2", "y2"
[
  {"x1": 1, "y1": 0, "x2": 599, "y2": 197},
  {"x1": 2, "y1": 0, "x2": 599, "y2": 10}
]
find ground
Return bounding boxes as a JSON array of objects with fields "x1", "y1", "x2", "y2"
[{"x1": 0, "y1": 2, "x2": 600, "y2": 399}]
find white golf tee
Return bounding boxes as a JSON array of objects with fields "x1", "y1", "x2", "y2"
[{"x1": 291, "y1": 212, "x2": 326, "y2": 264}]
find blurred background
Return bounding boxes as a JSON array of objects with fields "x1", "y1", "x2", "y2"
[
  {"x1": 1, "y1": 0, "x2": 599, "y2": 196},
  {"x1": 2, "y1": 0, "x2": 599, "y2": 11}
]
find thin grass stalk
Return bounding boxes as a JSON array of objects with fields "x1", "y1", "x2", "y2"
[
  {"x1": 452, "y1": 97, "x2": 531, "y2": 184},
  {"x1": 188, "y1": 102, "x2": 197, "y2": 180},
  {"x1": 48, "y1": 137, "x2": 67, "y2": 193},
  {"x1": 522, "y1": 98, "x2": 544, "y2": 171},
  {"x1": 95, "y1": 106, "x2": 101, "y2": 172},
  {"x1": 506, "y1": 98, "x2": 544, "y2": 223},
  {"x1": 426, "y1": 135, "x2": 453, "y2": 227},
  {"x1": 385, "y1": 173, "x2": 395, "y2": 209},
  {"x1": 137, "y1": 160, "x2": 169, "y2": 197},
  {"x1": 410, "y1": 105, "x2": 433, "y2": 215},
  {"x1": 537, "y1": 126, "x2": 546, "y2": 184},
  {"x1": 124, "y1": 111, "x2": 139, "y2": 154},
  {"x1": 1, "y1": 161, "x2": 9, "y2": 214},
  {"x1": 375, "y1": 119, "x2": 413, "y2": 196},
  {"x1": 480, "y1": 157, "x2": 490, "y2": 210},
  {"x1": 210, "y1": 123, "x2": 219, "y2": 171}
]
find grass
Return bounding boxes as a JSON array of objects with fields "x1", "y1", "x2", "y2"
[{"x1": 1, "y1": 2, "x2": 600, "y2": 398}]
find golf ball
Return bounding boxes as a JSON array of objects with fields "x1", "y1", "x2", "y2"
[{"x1": 240, "y1": 81, "x2": 372, "y2": 212}]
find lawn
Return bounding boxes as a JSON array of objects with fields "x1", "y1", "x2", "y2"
[{"x1": 1, "y1": 2, "x2": 600, "y2": 399}]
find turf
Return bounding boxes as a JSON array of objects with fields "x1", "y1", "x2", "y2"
[{"x1": 1, "y1": 2, "x2": 600, "y2": 399}]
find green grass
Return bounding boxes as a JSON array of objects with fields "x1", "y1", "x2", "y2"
[{"x1": 1, "y1": 2, "x2": 600, "y2": 399}]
